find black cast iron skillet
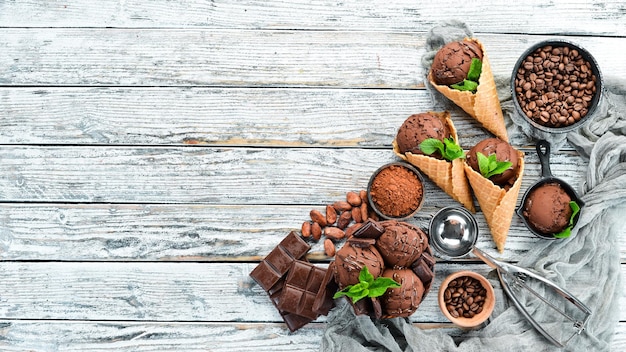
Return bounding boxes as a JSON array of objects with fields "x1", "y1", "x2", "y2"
[{"x1": 516, "y1": 140, "x2": 585, "y2": 239}]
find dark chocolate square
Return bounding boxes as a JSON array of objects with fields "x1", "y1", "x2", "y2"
[
  {"x1": 352, "y1": 219, "x2": 384, "y2": 239},
  {"x1": 265, "y1": 246, "x2": 294, "y2": 274},
  {"x1": 279, "y1": 231, "x2": 310, "y2": 259},
  {"x1": 250, "y1": 260, "x2": 282, "y2": 292}
]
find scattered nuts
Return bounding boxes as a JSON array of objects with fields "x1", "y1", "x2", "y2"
[
  {"x1": 324, "y1": 227, "x2": 345, "y2": 241},
  {"x1": 301, "y1": 221, "x2": 311, "y2": 238},
  {"x1": 326, "y1": 205, "x2": 337, "y2": 225},
  {"x1": 324, "y1": 239, "x2": 336, "y2": 257},
  {"x1": 311, "y1": 222, "x2": 322, "y2": 241},
  {"x1": 333, "y1": 201, "x2": 352, "y2": 212},
  {"x1": 337, "y1": 211, "x2": 352, "y2": 229},
  {"x1": 310, "y1": 209, "x2": 328, "y2": 227},
  {"x1": 351, "y1": 206, "x2": 362, "y2": 223},
  {"x1": 346, "y1": 191, "x2": 362, "y2": 207}
]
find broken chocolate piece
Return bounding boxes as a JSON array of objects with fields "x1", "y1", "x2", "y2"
[
  {"x1": 411, "y1": 259, "x2": 434, "y2": 287},
  {"x1": 352, "y1": 219, "x2": 384, "y2": 239},
  {"x1": 313, "y1": 262, "x2": 338, "y2": 316},
  {"x1": 249, "y1": 231, "x2": 310, "y2": 291},
  {"x1": 268, "y1": 284, "x2": 314, "y2": 332}
]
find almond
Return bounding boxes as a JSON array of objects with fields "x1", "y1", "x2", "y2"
[
  {"x1": 333, "y1": 201, "x2": 352, "y2": 212},
  {"x1": 301, "y1": 221, "x2": 312, "y2": 238},
  {"x1": 346, "y1": 191, "x2": 362, "y2": 207},
  {"x1": 337, "y1": 211, "x2": 352, "y2": 229},
  {"x1": 351, "y1": 206, "x2": 362, "y2": 223},
  {"x1": 310, "y1": 209, "x2": 327, "y2": 227},
  {"x1": 325, "y1": 227, "x2": 345, "y2": 241},
  {"x1": 326, "y1": 205, "x2": 337, "y2": 225},
  {"x1": 311, "y1": 222, "x2": 322, "y2": 241},
  {"x1": 359, "y1": 189, "x2": 368, "y2": 204},
  {"x1": 360, "y1": 202, "x2": 368, "y2": 222},
  {"x1": 324, "y1": 239, "x2": 336, "y2": 257}
]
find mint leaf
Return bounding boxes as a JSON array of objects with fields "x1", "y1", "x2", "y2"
[
  {"x1": 419, "y1": 138, "x2": 445, "y2": 156},
  {"x1": 332, "y1": 266, "x2": 401, "y2": 303},
  {"x1": 569, "y1": 201, "x2": 580, "y2": 226},
  {"x1": 368, "y1": 277, "x2": 401, "y2": 297},
  {"x1": 442, "y1": 138, "x2": 465, "y2": 161},
  {"x1": 451, "y1": 79, "x2": 478, "y2": 92},
  {"x1": 467, "y1": 58, "x2": 482, "y2": 81},
  {"x1": 552, "y1": 201, "x2": 581, "y2": 239},
  {"x1": 420, "y1": 137, "x2": 465, "y2": 161},
  {"x1": 476, "y1": 152, "x2": 512, "y2": 179},
  {"x1": 358, "y1": 266, "x2": 374, "y2": 286}
]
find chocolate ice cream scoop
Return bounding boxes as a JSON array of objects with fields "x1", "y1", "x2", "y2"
[
  {"x1": 380, "y1": 268, "x2": 424, "y2": 318},
  {"x1": 431, "y1": 40, "x2": 483, "y2": 86},
  {"x1": 376, "y1": 221, "x2": 428, "y2": 268},
  {"x1": 467, "y1": 138, "x2": 520, "y2": 187},
  {"x1": 333, "y1": 238, "x2": 385, "y2": 288},
  {"x1": 522, "y1": 182, "x2": 572, "y2": 234},
  {"x1": 395, "y1": 113, "x2": 451, "y2": 158}
]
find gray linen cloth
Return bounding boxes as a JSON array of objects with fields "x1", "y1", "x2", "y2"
[{"x1": 321, "y1": 21, "x2": 625, "y2": 352}]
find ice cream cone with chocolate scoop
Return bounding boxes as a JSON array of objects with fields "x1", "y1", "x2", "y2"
[
  {"x1": 428, "y1": 38, "x2": 508, "y2": 142},
  {"x1": 393, "y1": 111, "x2": 475, "y2": 213},
  {"x1": 463, "y1": 138, "x2": 524, "y2": 252}
]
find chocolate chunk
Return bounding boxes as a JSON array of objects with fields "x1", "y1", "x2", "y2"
[
  {"x1": 277, "y1": 260, "x2": 326, "y2": 320},
  {"x1": 268, "y1": 284, "x2": 314, "y2": 332},
  {"x1": 345, "y1": 237, "x2": 376, "y2": 248},
  {"x1": 313, "y1": 262, "x2": 339, "y2": 316},
  {"x1": 351, "y1": 219, "x2": 384, "y2": 239},
  {"x1": 249, "y1": 231, "x2": 310, "y2": 291},
  {"x1": 412, "y1": 259, "x2": 434, "y2": 286}
]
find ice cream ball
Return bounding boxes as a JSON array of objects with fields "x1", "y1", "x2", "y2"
[
  {"x1": 380, "y1": 268, "x2": 424, "y2": 318},
  {"x1": 376, "y1": 221, "x2": 427, "y2": 268},
  {"x1": 395, "y1": 113, "x2": 451, "y2": 158},
  {"x1": 431, "y1": 40, "x2": 483, "y2": 86},
  {"x1": 522, "y1": 182, "x2": 573, "y2": 234},
  {"x1": 466, "y1": 138, "x2": 520, "y2": 187},
  {"x1": 333, "y1": 238, "x2": 385, "y2": 288}
]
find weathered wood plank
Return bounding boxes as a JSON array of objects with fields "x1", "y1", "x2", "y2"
[
  {"x1": 1, "y1": 320, "x2": 623, "y2": 351},
  {"x1": 1, "y1": 262, "x2": 622, "y2": 323},
  {"x1": 0, "y1": 0, "x2": 624, "y2": 37},
  {"x1": 0, "y1": 87, "x2": 536, "y2": 148},
  {"x1": 2, "y1": 202, "x2": 606, "y2": 262},
  {"x1": 0, "y1": 146, "x2": 586, "y2": 204},
  {"x1": 0, "y1": 30, "x2": 624, "y2": 87}
]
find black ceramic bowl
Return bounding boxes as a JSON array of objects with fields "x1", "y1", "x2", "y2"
[
  {"x1": 511, "y1": 39, "x2": 603, "y2": 133},
  {"x1": 367, "y1": 162, "x2": 425, "y2": 220},
  {"x1": 516, "y1": 140, "x2": 584, "y2": 239}
]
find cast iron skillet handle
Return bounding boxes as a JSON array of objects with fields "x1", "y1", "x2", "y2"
[{"x1": 536, "y1": 140, "x2": 553, "y2": 178}]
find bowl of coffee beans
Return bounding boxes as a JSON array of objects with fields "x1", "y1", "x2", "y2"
[
  {"x1": 511, "y1": 40, "x2": 602, "y2": 132},
  {"x1": 438, "y1": 270, "x2": 495, "y2": 328}
]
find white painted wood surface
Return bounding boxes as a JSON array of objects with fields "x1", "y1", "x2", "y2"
[{"x1": 0, "y1": 1, "x2": 624, "y2": 350}]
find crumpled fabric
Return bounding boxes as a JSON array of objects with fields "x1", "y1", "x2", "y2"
[{"x1": 321, "y1": 21, "x2": 624, "y2": 352}]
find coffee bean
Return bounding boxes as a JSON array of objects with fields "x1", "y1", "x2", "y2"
[
  {"x1": 515, "y1": 44, "x2": 597, "y2": 128},
  {"x1": 443, "y1": 276, "x2": 488, "y2": 320}
]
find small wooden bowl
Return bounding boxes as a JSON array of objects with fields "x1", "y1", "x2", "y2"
[{"x1": 438, "y1": 271, "x2": 495, "y2": 328}]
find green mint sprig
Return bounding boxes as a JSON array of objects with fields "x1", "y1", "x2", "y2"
[
  {"x1": 450, "y1": 58, "x2": 482, "y2": 93},
  {"x1": 476, "y1": 152, "x2": 512, "y2": 179},
  {"x1": 553, "y1": 201, "x2": 581, "y2": 238},
  {"x1": 419, "y1": 137, "x2": 465, "y2": 161},
  {"x1": 332, "y1": 266, "x2": 400, "y2": 303}
]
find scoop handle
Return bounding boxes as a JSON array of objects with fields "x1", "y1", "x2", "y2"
[
  {"x1": 536, "y1": 140, "x2": 553, "y2": 178},
  {"x1": 472, "y1": 247, "x2": 500, "y2": 270}
]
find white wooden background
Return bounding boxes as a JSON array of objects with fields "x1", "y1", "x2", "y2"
[{"x1": 0, "y1": 1, "x2": 624, "y2": 350}]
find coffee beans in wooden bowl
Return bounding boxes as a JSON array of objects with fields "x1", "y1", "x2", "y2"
[
  {"x1": 511, "y1": 40, "x2": 602, "y2": 132},
  {"x1": 438, "y1": 271, "x2": 495, "y2": 328}
]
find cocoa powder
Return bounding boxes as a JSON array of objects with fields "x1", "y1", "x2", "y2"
[{"x1": 369, "y1": 165, "x2": 423, "y2": 218}]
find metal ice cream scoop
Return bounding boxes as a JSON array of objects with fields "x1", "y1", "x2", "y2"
[{"x1": 428, "y1": 206, "x2": 592, "y2": 347}]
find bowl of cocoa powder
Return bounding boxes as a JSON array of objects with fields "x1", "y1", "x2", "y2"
[
  {"x1": 367, "y1": 162, "x2": 425, "y2": 220},
  {"x1": 511, "y1": 40, "x2": 603, "y2": 133}
]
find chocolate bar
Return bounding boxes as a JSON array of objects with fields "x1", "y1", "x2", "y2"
[
  {"x1": 250, "y1": 231, "x2": 310, "y2": 291},
  {"x1": 277, "y1": 260, "x2": 326, "y2": 320}
]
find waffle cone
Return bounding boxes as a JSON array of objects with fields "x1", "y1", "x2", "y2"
[
  {"x1": 393, "y1": 111, "x2": 475, "y2": 212},
  {"x1": 463, "y1": 151, "x2": 525, "y2": 252},
  {"x1": 428, "y1": 38, "x2": 508, "y2": 142}
]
